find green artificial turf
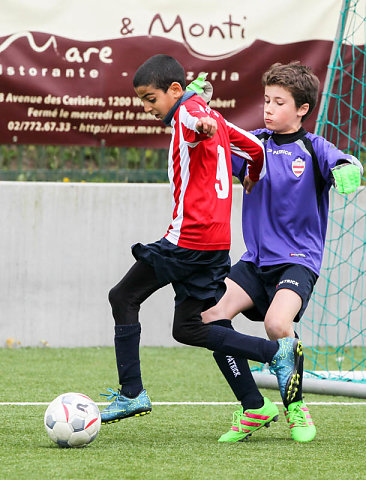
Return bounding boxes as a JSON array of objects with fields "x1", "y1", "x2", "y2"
[{"x1": 1, "y1": 347, "x2": 366, "y2": 480}]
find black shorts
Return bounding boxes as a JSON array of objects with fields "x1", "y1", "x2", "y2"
[
  {"x1": 132, "y1": 238, "x2": 230, "y2": 308},
  {"x1": 228, "y1": 261, "x2": 318, "y2": 322}
]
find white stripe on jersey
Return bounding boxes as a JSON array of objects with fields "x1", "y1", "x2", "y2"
[
  {"x1": 168, "y1": 123, "x2": 176, "y2": 209},
  {"x1": 166, "y1": 105, "x2": 199, "y2": 245}
]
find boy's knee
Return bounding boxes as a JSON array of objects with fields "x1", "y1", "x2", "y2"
[
  {"x1": 172, "y1": 321, "x2": 193, "y2": 345},
  {"x1": 108, "y1": 284, "x2": 120, "y2": 307},
  {"x1": 264, "y1": 317, "x2": 294, "y2": 340},
  {"x1": 108, "y1": 282, "x2": 132, "y2": 308},
  {"x1": 172, "y1": 317, "x2": 208, "y2": 347}
]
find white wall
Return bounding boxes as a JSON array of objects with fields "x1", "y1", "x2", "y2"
[{"x1": 0, "y1": 182, "x2": 364, "y2": 347}]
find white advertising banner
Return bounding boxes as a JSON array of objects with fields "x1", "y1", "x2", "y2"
[{"x1": 0, "y1": 0, "x2": 356, "y2": 147}]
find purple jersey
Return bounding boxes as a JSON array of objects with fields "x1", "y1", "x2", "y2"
[{"x1": 231, "y1": 128, "x2": 359, "y2": 275}]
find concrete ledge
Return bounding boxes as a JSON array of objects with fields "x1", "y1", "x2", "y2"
[{"x1": 0, "y1": 182, "x2": 364, "y2": 347}]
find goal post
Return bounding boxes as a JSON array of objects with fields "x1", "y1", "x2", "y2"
[{"x1": 253, "y1": 372, "x2": 366, "y2": 398}]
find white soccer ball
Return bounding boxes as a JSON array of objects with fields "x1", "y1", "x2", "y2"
[{"x1": 44, "y1": 392, "x2": 101, "y2": 448}]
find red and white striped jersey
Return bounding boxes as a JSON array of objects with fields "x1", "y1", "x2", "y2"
[{"x1": 164, "y1": 95, "x2": 265, "y2": 250}]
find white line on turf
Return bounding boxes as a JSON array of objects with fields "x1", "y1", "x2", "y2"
[{"x1": 1, "y1": 401, "x2": 366, "y2": 406}]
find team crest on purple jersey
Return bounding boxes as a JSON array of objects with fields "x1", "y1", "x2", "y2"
[{"x1": 292, "y1": 158, "x2": 306, "y2": 177}]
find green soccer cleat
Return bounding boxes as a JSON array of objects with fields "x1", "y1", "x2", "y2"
[
  {"x1": 284, "y1": 400, "x2": 316, "y2": 442},
  {"x1": 218, "y1": 397, "x2": 279, "y2": 443},
  {"x1": 100, "y1": 388, "x2": 152, "y2": 424},
  {"x1": 269, "y1": 337, "x2": 303, "y2": 406}
]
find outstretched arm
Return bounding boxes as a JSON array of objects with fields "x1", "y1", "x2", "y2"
[{"x1": 226, "y1": 121, "x2": 265, "y2": 187}]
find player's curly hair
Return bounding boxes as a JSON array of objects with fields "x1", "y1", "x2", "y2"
[
  {"x1": 133, "y1": 54, "x2": 186, "y2": 92},
  {"x1": 262, "y1": 61, "x2": 320, "y2": 121}
]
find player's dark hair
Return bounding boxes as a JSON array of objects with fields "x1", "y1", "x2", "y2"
[
  {"x1": 262, "y1": 61, "x2": 320, "y2": 121},
  {"x1": 133, "y1": 54, "x2": 186, "y2": 92}
]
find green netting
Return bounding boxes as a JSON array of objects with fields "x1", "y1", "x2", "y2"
[
  {"x1": 302, "y1": 0, "x2": 366, "y2": 383},
  {"x1": 300, "y1": 188, "x2": 366, "y2": 383}
]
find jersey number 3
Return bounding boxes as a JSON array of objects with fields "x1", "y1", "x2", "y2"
[{"x1": 215, "y1": 145, "x2": 229, "y2": 199}]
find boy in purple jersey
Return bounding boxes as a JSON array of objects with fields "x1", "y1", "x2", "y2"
[{"x1": 201, "y1": 62, "x2": 363, "y2": 443}]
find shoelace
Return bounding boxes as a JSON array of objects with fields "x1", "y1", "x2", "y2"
[
  {"x1": 231, "y1": 409, "x2": 243, "y2": 428},
  {"x1": 100, "y1": 388, "x2": 120, "y2": 401},
  {"x1": 289, "y1": 405, "x2": 306, "y2": 426}
]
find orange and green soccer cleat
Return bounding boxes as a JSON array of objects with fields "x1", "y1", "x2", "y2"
[
  {"x1": 284, "y1": 400, "x2": 316, "y2": 442},
  {"x1": 218, "y1": 397, "x2": 279, "y2": 443},
  {"x1": 269, "y1": 337, "x2": 303, "y2": 406}
]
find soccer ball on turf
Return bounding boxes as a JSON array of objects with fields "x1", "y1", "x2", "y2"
[{"x1": 44, "y1": 392, "x2": 101, "y2": 448}]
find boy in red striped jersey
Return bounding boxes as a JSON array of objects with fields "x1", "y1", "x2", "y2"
[{"x1": 100, "y1": 55, "x2": 302, "y2": 431}]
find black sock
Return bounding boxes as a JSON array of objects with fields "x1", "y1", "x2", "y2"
[
  {"x1": 114, "y1": 323, "x2": 143, "y2": 398},
  {"x1": 206, "y1": 323, "x2": 278, "y2": 363},
  {"x1": 211, "y1": 320, "x2": 264, "y2": 410}
]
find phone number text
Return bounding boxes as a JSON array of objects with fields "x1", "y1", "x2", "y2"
[{"x1": 7, "y1": 121, "x2": 72, "y2": 132}]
